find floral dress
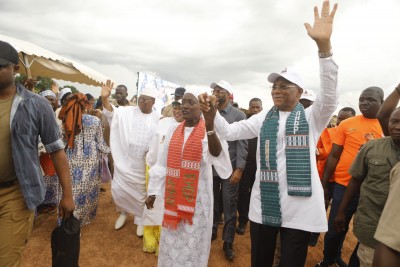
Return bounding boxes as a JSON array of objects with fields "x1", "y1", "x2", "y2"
[{"x1": 65, "y1": 114, "x2": 110, "y2": 226}]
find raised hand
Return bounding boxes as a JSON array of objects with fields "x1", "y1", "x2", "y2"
[
  {"x1": 198, "y1": 92, "x2": 217, "y2": 128},
  {"x1": 101, "y1": 79, "x2": 114, "y2": 99},
  {"x1": 304, "y1": 0, "x2": 338, "y2": 53}
]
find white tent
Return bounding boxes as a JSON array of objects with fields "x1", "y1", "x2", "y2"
[{"x1": 0, "y1": 33, "x2": 112, "y2": 86}]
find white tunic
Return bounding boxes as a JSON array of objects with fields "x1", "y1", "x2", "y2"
[
  {"x1": 213, "y1": 57, "x2": 339, "y2": 233},
  {"x1": 148, "y1": 126, "x2": 232, "y2": 267},
  {"x1": 143, "y1": 117, "x2": 180, "y2": 226},
  {"x1": 103, "y1": 106, "x2": 159, "y2": 218}
]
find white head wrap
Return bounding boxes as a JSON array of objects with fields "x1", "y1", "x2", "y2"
[{"x1": 39, "y1": 90, "x2": 57, "y2": 99}]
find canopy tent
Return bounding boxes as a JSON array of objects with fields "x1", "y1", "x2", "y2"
[{"x1": 0, "y1": 33, "x2": 112, "y2": 87}]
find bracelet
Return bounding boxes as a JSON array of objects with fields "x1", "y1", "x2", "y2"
[
  {"x1": 318, "y1": 49, "x2": 333, "y2": 58},
  {"x1": 206, "y1": 130, "x2": 215, "y2": 136},
  {"x1": 396, "y1": 86, "x2": 400, "y2": 96}
]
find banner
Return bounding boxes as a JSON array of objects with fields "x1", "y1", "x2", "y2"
[{"x1": 137, "y1": 72, "x2": 180, "y2": 115}]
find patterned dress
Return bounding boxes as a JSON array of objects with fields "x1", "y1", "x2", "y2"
[{"x1": 65, "y1": 114, "x2": 110, "y2": 226}]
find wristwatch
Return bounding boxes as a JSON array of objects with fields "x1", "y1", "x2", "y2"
[{"x1": 206, "y1": 130, "x2": 215, "y2": 136}]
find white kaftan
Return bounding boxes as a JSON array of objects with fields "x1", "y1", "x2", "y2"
[
  {"x1": 148, "y1": 126, "x2": 232, "y2": 267},
  {"x1": 103, "y1": 106, "x2": 159, "y2": 221}
]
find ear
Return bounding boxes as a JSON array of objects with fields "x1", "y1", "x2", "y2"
[
  {"x1": 13, "y1": 65, "x2": 20, "y2": 75},
  {"x1": 297, "y1": 88, "x2": 303, "y2": 97}
]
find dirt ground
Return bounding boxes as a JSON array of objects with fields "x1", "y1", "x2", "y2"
[{"x1": 22, "y1": 183, "x2": 357, "y2": 267}]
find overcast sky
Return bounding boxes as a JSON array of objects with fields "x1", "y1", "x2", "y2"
[{"x1": 1, "y1": 0, "x2": 399, "y2": 110}]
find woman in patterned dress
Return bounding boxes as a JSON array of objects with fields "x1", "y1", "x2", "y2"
[{"x1": 59, "y1": 93, "x2": 110, "y2": 226}]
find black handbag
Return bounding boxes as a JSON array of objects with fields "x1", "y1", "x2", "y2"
[{"x1": 51, "y1": 216, "x2": 80, "y2": 267}]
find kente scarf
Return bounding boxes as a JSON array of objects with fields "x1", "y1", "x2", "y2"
[
  {"x1": 58, "y1": 93, "x2": 91, "y2": 148},
  {"x1": 259, "y1": 103, "x2": 312, "y2": 227},
  {"x1": 163, "y1": 118, "x2": 205, "y2": 229}
]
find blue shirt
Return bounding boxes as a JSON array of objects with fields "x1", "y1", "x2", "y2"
[{"x1": 11, "y1": 83, "x2": 64, "y2": 210}]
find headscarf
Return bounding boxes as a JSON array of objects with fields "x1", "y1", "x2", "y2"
[
  {"x1": 58, "y1": 93, "x2": 91, "y2": 148},
  {"x1": 39, "y1": 90, "x2": 57, "y2": 99}
]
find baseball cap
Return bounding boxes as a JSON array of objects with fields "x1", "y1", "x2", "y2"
[
  {"x1": 267, "y1": 67, "x2": 305, "y2": 89},
  {"x1": 300, "y1": 89, "x2": 316, "y2": 101},
  {"x1": 171, "y1": 87, "x2": 186, "y2": 97},
  {"x1": 210, "y1": 80, "x2": 234, "y2": 95},
  {"x1": 140, "y1": 87, "x2": 158, "y2": 99},
  {"x1": 0, "y1": 40, "x2": 19, "y2": 65}
]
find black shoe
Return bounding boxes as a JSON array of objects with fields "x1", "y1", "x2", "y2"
[
  {"x1": 315, "y1": 259, "x2": 336, "y2": 267},
  {"x1": 211, "y1": 232, "x2": 217, "y2": 241},
  {"x1": 223, "y1": 242, "x2": 235, "y2": 261},
  {"x1": 335, "y1": 257, "x2": 348, "y2": 267},
  {"x1": 236, "y1": 222, "x2": 246, "y2": 235}
]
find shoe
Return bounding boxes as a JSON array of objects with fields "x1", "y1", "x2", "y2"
[
  {"x1": 136, "y1": 225, "x2": 144, "y2": 237},
  {"x1": 211, "y1": 232, "x2": 217, "y2": 241},
  {"x1": 236, "y1": 222, "x2": 246, "y2": 235},
  {"x1": 223, "y1": 242, "x2": 235, "y2": 261},
  {"x1": 315, "y1": 259, "x2": 336, "y2": 267},
  {"x1": 114, "y1": 213, "x2": 127, "y2": 230},
  {"x1": 335, "y1": 257, "x2": 347, "y2": 267}
]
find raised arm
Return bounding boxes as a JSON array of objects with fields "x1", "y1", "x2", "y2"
[
  {"x1": 101, "y1": 79, "x2": 114, "y2": 112},
  {"x1": 304, "y1": 0, "x2": 338, "y2": 55},
  {"x1": 377, "y1": 84, "x2": 400, "y2": 136},
  {"x1": 199, "y1": 93, "x2": 261, "y2": 141}
]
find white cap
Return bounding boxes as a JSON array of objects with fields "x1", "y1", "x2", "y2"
[
  {"x1": 267, "y1": 67, "x2": 305, "y2": 89},
  {"x1": 140, "y1": 87, "x2": 158, "y2": 99},
  {"x1": 300, "y1": 89, "x2": 316, "y2": 101},
  {"x1": 210, "y1": 80, "x2": 234, "y2": 95},
  {"x1": 59, "y1": 88, "x2": 72, "y2": 100}
]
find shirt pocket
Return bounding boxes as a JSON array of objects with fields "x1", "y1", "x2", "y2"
[{"x1": 367, "y1": 156, "x2": 391, "y2": 180}]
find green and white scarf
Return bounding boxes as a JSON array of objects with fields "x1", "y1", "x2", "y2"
[{"x1": 259, "y1": 103, "x2": 312, "y2": 227}]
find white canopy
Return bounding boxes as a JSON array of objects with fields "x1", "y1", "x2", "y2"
[{"x1": 0, "y1": 33, "x2": 112, "y2": 87}]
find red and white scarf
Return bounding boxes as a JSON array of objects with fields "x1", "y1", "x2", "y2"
[{"x1": 163, "y1": 119, "x2": 205, "y2": 229}]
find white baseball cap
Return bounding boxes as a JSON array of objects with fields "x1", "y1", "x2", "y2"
[
  {"x1": 300, "y1": 89, "x2": 316, "y2": 101},
  {"x1": 210, "y1": 80, "x2": 234, "y2": 95},
  {"x1": 267, "y1": 67, "x2": 305, "y2": 89},
  {"x1": 140, "y1": 87, "x2": 158, "y2": 99}
]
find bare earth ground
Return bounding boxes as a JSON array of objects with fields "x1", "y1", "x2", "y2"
[{"x1": 23, "y1": 183, "x2": 356, "y2": 267}]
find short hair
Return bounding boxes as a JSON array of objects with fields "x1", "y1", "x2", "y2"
[
  {"x1": 116, "y1": 84, "x2": 128, "y2": 91},
  {"x1": 95, "y1": 97, "x2": 103, "y2": 109},
  {"x1": 362, "y1": 86, "x2": 384, "y2": 102},
  {"x1": 339, "y1": 107, "x2": 356, "y2": 116},
  {"x1": 85, "y1": 93, "x2": 94, "y2": 100},
  {"x1": 249, "y1": 98, "x2": 262, "y2": 105}
]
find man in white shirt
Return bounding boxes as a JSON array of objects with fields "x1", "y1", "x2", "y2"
[
  {"x1": 199, "y1": 2, "x2": 339, "y2": 266},
  {"x1": 101, "y1": 82, "x2": 159, "y2": 237}
]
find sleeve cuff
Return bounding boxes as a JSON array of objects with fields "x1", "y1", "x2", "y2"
[{"x1": 44, "y1": 139, "x2": 65, "y2": 153}]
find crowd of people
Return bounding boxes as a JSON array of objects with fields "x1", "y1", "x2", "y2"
[{"x1": 1, "y1": 1, "x2": 400, "y2": 267}]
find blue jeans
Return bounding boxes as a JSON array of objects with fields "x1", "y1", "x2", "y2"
[{"x1": 323, "y1": 183, "x2": 359, "y2": 263}]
